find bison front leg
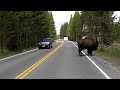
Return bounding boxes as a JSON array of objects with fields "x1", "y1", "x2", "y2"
[{"x1": 78, "y1": 48, "x2": 82, "y2": 56}]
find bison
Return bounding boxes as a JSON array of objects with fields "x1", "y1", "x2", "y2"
[{"x1": 77, "y1": 36, "x2": 98, "y2": 56}]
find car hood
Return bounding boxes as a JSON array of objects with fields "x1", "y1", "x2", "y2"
[{"x1": 41, "y1": 42, "x2": 50, "y2": 45}]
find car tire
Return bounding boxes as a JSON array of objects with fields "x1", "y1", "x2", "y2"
[{"x1": 48, "y1": 44, "x2": 50, "y2": 49}]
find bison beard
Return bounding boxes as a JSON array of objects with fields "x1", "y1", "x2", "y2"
[{"x1": 77, "y1": 36, "x2": 98, "y2": 56}]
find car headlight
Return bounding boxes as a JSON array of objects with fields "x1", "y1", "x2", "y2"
[
  {"x1": 46, "y1": 42, "x2": 50, "y2": 45},
  {"x1": 38, "y1": 43, "x2": 41, "y2": 45}
]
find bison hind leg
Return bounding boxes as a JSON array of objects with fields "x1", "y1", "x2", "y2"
[{"x1": 87, "y1": 49, "x2": 93, "y2": 56}]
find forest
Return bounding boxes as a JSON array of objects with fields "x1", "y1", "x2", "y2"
[
  {"x1": 0, "y1": 11, "x2": 56, "y2": 54},
  {"x1": 60, "y1": 11, "x2": 120, "y2": 59},
  {"x1": 60, "y1": 11, "x2": 120, "y2": 44}
]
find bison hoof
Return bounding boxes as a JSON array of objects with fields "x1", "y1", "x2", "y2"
[
  {"x1": 79, "y1": 54, "x2": 82, "y2": 56},
  {"x1": 88, "y1": 53, "x2": 92, "y2": 56}
]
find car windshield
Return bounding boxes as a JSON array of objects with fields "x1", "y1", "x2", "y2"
[{"x1": 42, "y1": 38, "x2": 50, "y2": 42}]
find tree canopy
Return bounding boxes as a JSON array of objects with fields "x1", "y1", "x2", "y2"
[
  {"x1": 0, "y1": 11, "x2": 56, "y2": 52},
  {"x1": 60, "y1": 11, "x2": 119, "y2": 46}
]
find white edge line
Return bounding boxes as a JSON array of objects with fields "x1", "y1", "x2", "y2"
[
  {"x1": 0, "y1": 48, "x2": 38, "y2": 61},
  {"x1": 68, "y1": 41, "x2": 111, "y2": 79}
]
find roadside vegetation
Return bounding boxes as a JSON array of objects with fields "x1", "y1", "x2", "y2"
[
  {"x1": 95, "y1": 43, "x2": 120, "y2": 67},
  {"x1": 60, "y1": 11, "x2": 120, "y2": 66},
  {"x1": 0, "y1": 11, "x2": 56, "y2": 59},
  {"x1": 0, "y1": 46, "x2": 36, "y2": 59}
]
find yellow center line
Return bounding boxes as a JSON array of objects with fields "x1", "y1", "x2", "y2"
[{"x1": 14, "y1": 42, "x2": 64, "y2": 79}]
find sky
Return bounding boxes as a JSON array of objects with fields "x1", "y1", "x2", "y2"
[
  {"x1": 52, "y1": 11, "x2": 75, "y2": 35},
  {"x1": 52, "y1": 11, "x2": 120, "y2": 35}
]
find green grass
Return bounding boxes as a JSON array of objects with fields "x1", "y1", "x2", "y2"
[
  {"x1": 96, "y1": 43, "x2": 120, "y2": 66},
  {"x1": 0, "y1": 49, "x2": 21, "y2": 59},
  {"x1": 0, "y1": 46, "x2": 37, "y2": 59}
]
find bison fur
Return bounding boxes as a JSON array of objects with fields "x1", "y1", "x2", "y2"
[{"x1": 77, "y1": 36, "x2": 98, "y2": 56}]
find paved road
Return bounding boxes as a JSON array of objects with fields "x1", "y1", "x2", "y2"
[{"x1": 0, "y1": 41, "x2": 120, "y2": 79}]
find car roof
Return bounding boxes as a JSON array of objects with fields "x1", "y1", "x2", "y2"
[{"x1": 43, "y1": 38, "x2": 51, "y2": 39}]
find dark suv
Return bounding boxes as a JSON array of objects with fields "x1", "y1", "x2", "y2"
[{"x1": 38, "y1": 38, "x2": 52, "y2": 49}]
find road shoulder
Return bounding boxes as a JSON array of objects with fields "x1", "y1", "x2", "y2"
[{"x1": 70, "y1": 40, "x2": 120, "y2": 79}]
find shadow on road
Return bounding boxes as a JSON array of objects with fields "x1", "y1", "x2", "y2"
[
  {"x1": 78, "y1": 54, "x2": 95, "y2": 57},
  {"x1": 77, "y1": 54, "x2": 85, "y2": 57}
]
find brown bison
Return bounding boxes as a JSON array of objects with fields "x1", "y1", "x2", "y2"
[{"x1": 77, "y1": 36, "x2": 98, "y2": 56}]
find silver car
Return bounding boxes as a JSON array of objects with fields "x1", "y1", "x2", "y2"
[{"x1": 38, "y1": 38, "x2": 52, "y2": 49}]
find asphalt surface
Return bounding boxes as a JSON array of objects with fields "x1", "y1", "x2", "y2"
[
  {"x1": 0, "y1": 40, "x2": 120, "y2": 79},
  {"x1": 0, "y1": 42, "x2": 60, "y2": 79}
]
